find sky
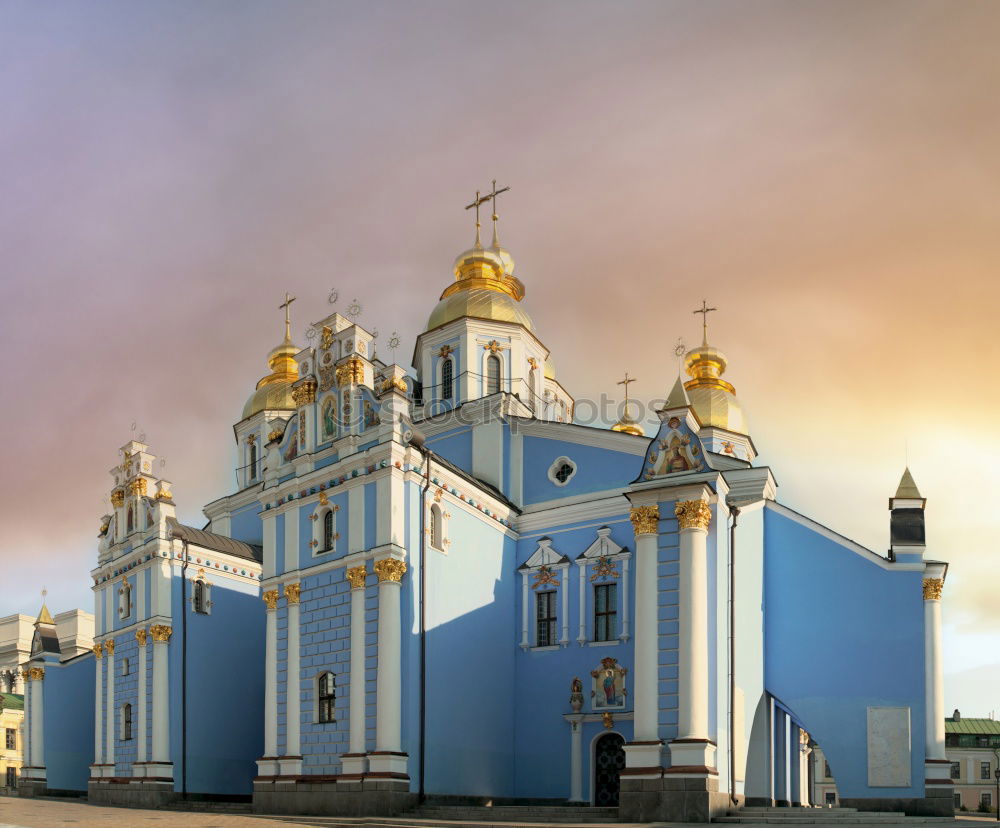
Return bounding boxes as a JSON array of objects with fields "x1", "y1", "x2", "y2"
[{"x1": 1, "y1": 0, "x2": 997, "y2": 714}]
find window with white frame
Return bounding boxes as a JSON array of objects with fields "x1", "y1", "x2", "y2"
[
  {"x1": 311, "y1": 500, "x2": 339, "y2": 555},
  {"x1": 193, "y1": 578, "x2": 210, "y2": 614},
  {"x1": 486, "y1": 354, "x2": 501, "y2": 395},
  {"x1": 547, "y1": 456, "x2": 577, "y2": 487},
  {"x1": 575, "y1": 526, "x2": 630, "y2": 645},
  {"x1": 430, "y1": 504, "x2": 443, "y2": 550},
  {"x1": 118, "y1": 579, "x2": 132, "y2": 618},
  {"x1": 317, "y1": 671, "x2": 336, "y2": 723},
  {"x1": 322, "y1": 509, "x2": 335, "y2": 551},
  {"x1": 950, "y1": 762, "x2": 961, "y2": 780},
  {"x1": 594, "y1": 583, "x2": 618, "y2": 641},
  {"x1": 519, "y1": 537, "x2": 569, "y2": 649},
  {"x1": 121, "y1": 657, "x2": 130, "y2": 677},
  {"x1": 982, "y1": 761, "x2": 992, "y2": 780},
  {"x1": 121, "y1": 703, "x2": 132, "y2": 740},
  {"x1": 981, "y1": 792, "x2": 992, "y2": 808},
  {"x1": 441, "y1": 357, "x2": 454, "y2": 403}
]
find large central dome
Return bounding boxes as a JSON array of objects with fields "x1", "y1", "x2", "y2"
[{"x1": 427, "y1": 286, "x2": 534, "y2": 331}]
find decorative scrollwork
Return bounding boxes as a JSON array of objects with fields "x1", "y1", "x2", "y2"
[{"x1": 923, "y1": 578, "x2": 944, "y2": 601}]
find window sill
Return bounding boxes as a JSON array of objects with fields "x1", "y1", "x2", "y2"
[
  {"x1": 313, "y1": 548, "x2": 336, "y2": 557},
  {"x1": 587, "y1": 639, "x2": 620, "y2": 647},
  {"x1": 530, "y1": 645, "x2": 560, "y2": 652}
]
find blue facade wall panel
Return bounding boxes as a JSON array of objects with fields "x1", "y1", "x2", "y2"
[{"x1": 41, "y1": 654, "x2": 95, "y2": 792}]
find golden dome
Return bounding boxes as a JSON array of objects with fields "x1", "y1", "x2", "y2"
[
  {"x1": 611, "y1": 410, "x2": 645, "y2": 437},
  {"x1": 427, "y1": 287, "x2": 535, "y2": 331},
  {"x1": 242, "y1": 334, "x2": 300, "y2": 420},
  {"x1": 683, "y1": 341, "x2": 748, "y2": 434}
]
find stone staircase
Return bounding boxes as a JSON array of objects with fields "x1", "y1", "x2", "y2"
[{"x1": 715, "y1": 806, "x2": 957, "y2": 823}]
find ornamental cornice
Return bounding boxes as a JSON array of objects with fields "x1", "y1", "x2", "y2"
[
  {"x1": 922, "y1": 578, "x2": 944, "y2": 601},
  {"x1": 374, "y1": 557, "x2": 407, "y2": 583},
  {"x1": 675, "y1": 499, "x2": 712, "y2": 531},
  {"x1": 629, "y1": 505, "x2": 659, "y2": 535}
]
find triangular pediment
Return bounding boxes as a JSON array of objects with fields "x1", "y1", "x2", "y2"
[
  {"x1": 578, "y1": 526, "x2": 627, "y2": 560},
  {"x1": 518, "y1": 536, "x2": 569, "y2": 570}
]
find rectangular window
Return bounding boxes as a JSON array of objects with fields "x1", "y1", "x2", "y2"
[
  {"x1": 5, "y1": 767, "x2": 15, "y2": 788},
  {"x1": 954, "y1": 793, "x2": 961, "y2": 809},
  {"x1": 982, "y1": 761, "x2": 992, "y2": 780},
  {"x1": 824, "y1": 792, "x2": 836, "y2": 805},
  {"x1": 5, "y1": 728, "x2": 15, "y2": 750},
  {"x1": 594, "y1": 583, "x2": 618, "y2": 641},
  {"x1": 535, "y1": 590, "x2": 557, "y2": 647},
  {"x1": 982, "y1": 792, "x2": 993, "y2": 808},
  {"x1": 950, "y1": 762, "x2": 961, "y2": 780}
]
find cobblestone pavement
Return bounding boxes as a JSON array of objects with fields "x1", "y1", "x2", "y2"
[{"x1": 0, "y1": 797, "x2": 306, "y2": 828}]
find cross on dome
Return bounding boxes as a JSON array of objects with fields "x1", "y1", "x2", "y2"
[{"x1": 693, "y1": 300, "x2": 717, "y2": 345}]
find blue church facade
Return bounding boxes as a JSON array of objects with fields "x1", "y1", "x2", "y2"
[{"x1": 20, "y1": 202, "x2": 951, "y2": 820}]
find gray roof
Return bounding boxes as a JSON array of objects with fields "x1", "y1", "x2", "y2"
[{"x1": 167, "y1": 519, "x2": 263, "y2": 563}]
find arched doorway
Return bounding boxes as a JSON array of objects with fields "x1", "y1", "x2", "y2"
[{"x1": 593, "y1": 732, "x2": 625, "y2": 806}]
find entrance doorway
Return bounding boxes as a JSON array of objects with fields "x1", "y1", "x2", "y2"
[{"x1": 593, "y1": 732, "x2": 625, "y2": 806}]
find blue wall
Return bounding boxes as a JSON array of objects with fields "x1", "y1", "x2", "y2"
[
  {"x1": 43, "y1": 653, "x2": 95, "y2": 792},
  {"x1": 763, "y1": 505, "x2": 926, "y2": 799},
  {"x1": 521, "y1": 437, "x2": 638, "y2": 504}
]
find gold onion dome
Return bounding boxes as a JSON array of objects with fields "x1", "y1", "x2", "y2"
[
  {"x1": 683, "y1": 340, "x2": 748, "y2": 435},
  {"x1": 242, "y1": 332, "x2": 300, "y2": 420},
  {"x1": 611, "y1": 408, "x2": 644, "y2": 437},
  {"x1": 426, "y1": 232, "x2": 531, "y2": 331}
]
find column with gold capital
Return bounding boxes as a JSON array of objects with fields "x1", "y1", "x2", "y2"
[
  {"x1": 92, "y1": 644, "x2": 103, "y2": 772},
  {"x1": 104, "y1": 639, "x2": 115, "y2": 769},
  {"x1": 29, "y1": 667, "x2": 45, "y2": 776},
  {"x1": 671, "y1": 498, "x2": 715, "y2": 770},
  {"x1": 343, "y1": 565, "x2": 369, "y2": 776},
  {"x1": 369, "y1": 557, "x2": 408, "y2": 777},
  {"x1": 149, "y1": 625, "x2": 172, "y2": 770},
  {"x1": 21, "y1": 669, "x2": 31, "y2": 772},
  {"x1": 281, "y1": 583, "x2": 303, "y2": 775},
  {"x1": 135, "y1": 631, "x2": 148, "y2": 769},
  {"x1": 624, "y1": 504, "x2": 662, "y2": 774},
  {"x1": 261, "y1": 590, "x2": 279, "y2": 766},
  {"x1": 923, "y1": 564, "x2": 947, "y2": 762}
]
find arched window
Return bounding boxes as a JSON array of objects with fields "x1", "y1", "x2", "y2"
[
  {"x1": 248, "y1": 442, "x2": 257, "y2": 481},
  {"x1": 121, "y1": 657, "x2": 130, "y2": 677},
  {"x1": 486, "y1": 355, "x2": 501, "y2": 395},
  {"x1": 430, "y1": 504, "x2": 443, "y2": 550},
  {"x1": 317, "y1": 672, "x2": 336, "y2": 723},
  {"x1": 118, "y1": 580, "x2": 131, "y2": 618},
  {"x1": 126, "y1": 506, "x2": 134, "y2": 533},
  {"x1": 121, "y1": 704, "x2": 132, "y2": 740},
  {"x1": 193, "y1": 580, "x2": 208, "y2": 614},
  {"x1": 323, "y1": 510, "x2": 335, "y2": 551},
  {"x1": 442, "y1": 358, "x2": 454, "y2": 403}
]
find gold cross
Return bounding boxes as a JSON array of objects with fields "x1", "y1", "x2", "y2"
[
  {"x1": 693, "y1": 300, "x2": 717, "y2": 344},
  {"x1": 279, "y1": 292, "x2": 296, "y2": 341},
  {"x1": 465, "y1": 181, "x2": 510, "y2": 246},
  {"x1": 617, "y1": 372, "x2": 636, "y2": 406}
]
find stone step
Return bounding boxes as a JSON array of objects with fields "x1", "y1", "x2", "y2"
[
  {"x1": 260, "y1": 821, "x2": 635, "y2": 828},
  {"x1": 160, "y1": 800, "x2": 253, "y2": 812}
]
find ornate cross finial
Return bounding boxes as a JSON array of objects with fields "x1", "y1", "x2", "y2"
[
  {"x1": 279, "y1": 292, "x2": 296, "y2": 342},
  {"x1": 617, "y1": 372, "x2": 636, "y2": 404},
  {"x1": 693, "y1": 300, "x2": 717, "y2": 345},
  {"x1": 465, "y1": 189, "x2": 487, "y2": 246},
  {"x1": 488, "y1": 179, "x2": 509, "y2": 247}
]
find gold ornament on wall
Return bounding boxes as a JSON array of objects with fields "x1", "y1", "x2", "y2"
[
  {"x1": 345, "y1": 566, "x2": 367, "y2": 589},
  {"x1": 29, "y1": 667, "x2": 45, "y2": 681},
  {"x1": 321, "y1": 325, "x2": 334, "y2": 350},
  {"x1": 268, "y1": 428, "x2": 285, "y2": 443},
  {"x1": 629, "y1": 505, "x2": 659, "y2": 535},
  {"x1": 675, "y1": 499, "x2": 712, "y2": 531},
  {"x1": 284, "y1": 582, "x2": 301, "y2": 605},
  {"x1": 105, "y1": 639, "x2": 115, "y2": 655},
  {"x1": 602, "y1": 711, "x2": 614, "y2": 729},
  {"x1": 374, "y1": 558, "x2": 407, "y2": 583},
  {"x1": 93, "y1": 643, "x2": 104, "y2": 659},
  {"x1": 135, "y1": 629, "x2": 148, "y2": 646},
  {"x1": 110, "y1": 489, "x2": 125, "y2": 508},
  {"x1": 292, "y1": 379, "x2": 317, "y2": 406},
  {"x1": 149, "y1": 624, "x2": 173, "y2": 642},
  {"x1": 336, "y1": 358, "x2": 365, "y2": 385},
  {"x1": 21, "y1": 667, "x2": 31, "y2": 681},
  {"x1": 438, "y1": 344, "x2": 454, "y2": 358},
  {"x1": 130, "y1": 477, "x2": 148, "y2": 496},
  {"x1": 318, "y1": 492, "x2": 329, "y2": 506},
  {"x1": 923, "y1": 578, "x2": 944, "y2": 601},
  {"x1": 262, "y1": 589, "x2": 279, "y2": 610}
]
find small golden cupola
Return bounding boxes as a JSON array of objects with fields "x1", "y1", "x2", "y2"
[
  {"x1": 611, "y1": 371, "x2": 645, "y2": 437},
  {"x1": 242, "y1": 294, "x2": 300, "y2": 420},
  {"x1": 682, "y1": 301, "x2": 748, "y2": 435},
  {"x1": 426, "y1": 183, "x2": 532, "y2": 331}
]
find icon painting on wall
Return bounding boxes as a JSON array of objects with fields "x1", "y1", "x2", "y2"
[{"x1": 591, "y1": 657, "x2": 627, "y2": 710}]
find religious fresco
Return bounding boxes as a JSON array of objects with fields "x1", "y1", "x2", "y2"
[
  {"x1": 282, "y1": 423, "x2": 299, "y2": 462},
  {"x1": 321, "y1": 397, "x2": 336, "y2": 439},
  {"x1": 638, "y1": 415, "x2": 706, "y2": 481},
  {"x1": 591, "y1": 657, "x2": 627, "y2": 710}
]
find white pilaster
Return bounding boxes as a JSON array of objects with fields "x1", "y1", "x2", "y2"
[
  {"x1": 576, "y1": 563, "x2": 587, "y2": 645},
  {"x1": 31, "y1": 670, "x2": 45, "y2": 774},
  {"x1": 343, "y1": 566, "x2": 368, "y2": 776},
  {"x1": 520, "y1": 572, "x2": 529, "y2": 650},
  {"x1": 279, "y1": 583, "x2": 303, "y2": 776},
  {"x1": 623, "y1": 504, "x2": 662, "y2": 773},
  {"x1": 348, "y1": 485, "x2": 365, "y2": 553},
  {"x1": 105, "y1": 641, "x2": 115, "y2": 767},
  {"x1": 671, "y1": 498, "x2": 716, "y2": 770},
  {"x1": 369, "y1": 556, "x2": 408, "y2": 777},
  {"x1": 923, "y1": 567, "x2": 947, "y2": 764},
  {"x1": 560, "y1": 566, "x2": 569, "y2": 647},
  {"x1": 621, "y1": 557, "x2": 631, "y2": 642},
  {"x1": 93, "y1": 646, "x2": 103, "y2": 770},
  {"x1": 569, "y1": 716, "x2": 584, "y2": 802},
  {"x1": 260, "y1": 591, "x2": 279, "y2": 774},
  {"x1": 284, "y1": 509, "x2": 299, "y2": 575},
  {"x1": 150, "y1": 625, "x2": 172, "y2": 775},
  {"x1": 21, "y1": 671, "x2": 31, "y2": 771},
  {"x1": 136, "y1": 632, "x2": 148, "y2": 765}
]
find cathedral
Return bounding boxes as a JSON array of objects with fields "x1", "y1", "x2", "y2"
[{"x1": 19, "y1": 191, "x2": 951, "y2": 821}]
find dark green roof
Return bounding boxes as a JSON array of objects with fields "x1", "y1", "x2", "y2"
[
  {"x1": 0, "y1": 693, "x2": 24, "y2": 711},
  {"x1": 945, "y1": 718, "x2": 1000, "y2": 735}
]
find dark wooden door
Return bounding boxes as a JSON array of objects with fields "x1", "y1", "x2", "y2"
[{"x1": 593, "y1": 732, "x2": 625, "y2": 806}]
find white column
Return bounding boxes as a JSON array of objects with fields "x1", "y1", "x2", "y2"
[
  {"x1": 623, "y1": 504, "x2": 661, "y2": 772},
  {"x1": 105, "y1": 641, "x2": 115, "y2": 767},
  {"x1": 620, "y1": 557, "x2": 631, "y2": 642},
  {"x1": 263, "y1": 591, "x2": 279, "y2": 759},
  {"x1": 21, "y1": 670, "x2": 31, "y2": 771},
  {"x1": 280, "y1": 583, "x2": 303, "y2": 776},
  {"x1": 343, "y1": 566, "x2": 368, "y2": 775},
  {"x1": 520, "y1": 572, "x2": 530, "y2": 649},
  {"x1": 671, "y1": 498, "x2": 716, "y2": 770},
  {"x1": 31, "y1": 669, "x2": 45, "y2": 772},
  {"x1": 369, "y1": 557, "x2": 408, "y2": 777},
  {"x1": 150, "y1": 625, "x2": 171, "y2": 768},
  {"x1": 93, "y1": 646, "x2": 103, "y2": 769},
  {"x1": 923, "y1": 570, "x2": 948, "y2": 768},
  {"x1": 560, "y1": 565, "x2": 569, "y2": 647},
  {"x1": 569, "y1": 717, "x2": 584, "y2": 802},
  {"x1": 576, "y1": 563, "x2": 587, "y2": 645},
  {"x1": 136, "y1": 632, "x2": 148, "y2": 765}
]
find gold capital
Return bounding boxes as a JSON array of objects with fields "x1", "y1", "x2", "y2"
[
  {"x1": 93, "y1": 643, "x2": 103, "y2": 659},
  {"x1": 292, "y1": 379, "x2": 317, "y2": 406},
  {"x1": 262, "y1": 589, "x2": 279, "y2": 610},
  {"x1": 923, "y1": 578, "x2": 944, "y2": 601},
  {"x1": 629, "y1": 505, "x2": 659, "y2": 535},
  {"x1": 28, "y1": 667, "x2": 45, "y2": 681},
  {"x1": 130, "y1": 477, "x2": 148, "y2": 496},
  {"x1": 21, "y1": 668, "x2": 31, "y2": 682},
  {"x1": 135, "y1": 629, "x2": 148, "y2": 646},
  {"x1": 105, "y1": 639, "x2": 115, "y2": 656},
  {"x1": 346, "y1": 566, "x2": 368, "y2": 590},
  {"x1": 149, "y1": 624, "x2": 172, "y2": 643},
  {"x1": 374, "y1": 558, "x2": 407, "y2": 583},
  {"x1": 110, "y1": 489, "x2": 125, "y2": 508},
  {"x1": 284, "y1": 582, "x2": 301, "y2": 605},
  {"x1": 675, "y1": 499, "x2": 712, "y2": 531}
]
